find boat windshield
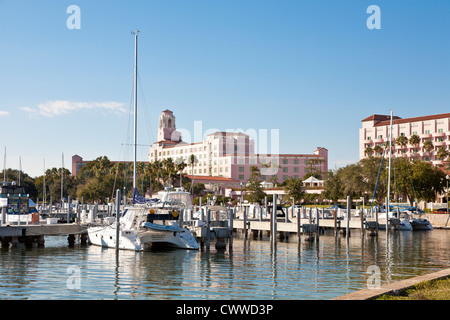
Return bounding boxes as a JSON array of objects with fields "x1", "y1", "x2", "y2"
[{"x1": 168, "y1": 192, "x2": 192, "y2": 206}]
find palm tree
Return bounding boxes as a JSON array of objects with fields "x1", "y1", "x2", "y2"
[
  {"x1": 396, "y1": 135, "x2": 408, "y2": 147},
  {"x1": 174, "y1": 157, "x2": 187, "y2": 187},
  {"x1": 423, "y1": 140, "x2": 434, "y2": 153},
  {"x1": 187, "y1": 154, "x2": 198, "y2": 193},
  {"x1": 409, "y1": 134, "x2": 420, "y2": 146},
  {"x1": 373, "y1": 145, "x2": 383, "y2": 156},
  {"x1": 365, "y1": 145, "x2": 373, "y2": 157},
  {"x1": 437, "y1": 147, "x2": 449, "y2": 161}
]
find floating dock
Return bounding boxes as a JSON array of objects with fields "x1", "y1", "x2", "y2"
[{"x1": 0, "y1": 223, "x2": 88, "y2": 248}]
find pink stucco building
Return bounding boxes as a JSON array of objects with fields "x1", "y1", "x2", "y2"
[
  {"x1": 359, "y1": 112, "x2": 450, "y2": 165},
  {"x1": 149, "y1": 110, "x2": 328, "y2": 184}
]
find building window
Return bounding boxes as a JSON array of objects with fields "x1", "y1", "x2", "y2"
[
  {"x1": 367, "y1": 136, "x2": 371, "y2": 141},
  {"x1": 294, "y1": 167, "x2": 299, "y2": 173},
  {"x1": 425, "y1": 130, "x2": 430, "y2": 134},
  {"x1": 283, "y1": 175, "x2": 288, "y2": 181},
  {"x1": 438, "y1": 129, "x2": 444, "y2": 133},
  {"x1": 294, "y1": 159, "x2": 299, "y2": 165},
  {"x1": 283, "y1": 167, "x2": 288, "y2": 173},
  {"x1": 282, "y1": 159, "x2": 288, "y2": 165},
  {"x1": 239, "y1": 174, "x2": 245, "y2": 180},
  {"x1": 239, "y1": 167, "x2": 244, "y2": 172}
]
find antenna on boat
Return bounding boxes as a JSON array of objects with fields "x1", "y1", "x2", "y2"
[
  {"x1": 386, "y1": 110, "x2": 393, "y2": 233},
  {"x1": 132, "y1": 30, "x2": 140, "y2": 191}
]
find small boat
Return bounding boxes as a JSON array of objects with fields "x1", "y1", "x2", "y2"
[
  {"x1": 401, "y1": 207, "x2": 433, "y2": 231},
  {"x1": 88, "y1": 202, "x2": 199, "y2": 251},
  {"x1": 377, "y1": 210, "x2": 413, "y2": 231}
]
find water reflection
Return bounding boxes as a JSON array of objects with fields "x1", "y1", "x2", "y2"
[{"x1": 0, "y1": 230, "x2": 448, "y2": 300}]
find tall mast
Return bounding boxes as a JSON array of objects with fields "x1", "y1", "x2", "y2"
[
  {"x1": 133, "y1": 30, "x2": 140, "y2": 190},
  {"x1": 386, "y1": 110, "x2": 393, "y2": 232}
]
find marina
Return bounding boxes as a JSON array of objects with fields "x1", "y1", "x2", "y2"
[
  {"x1": 1, "y1": 2, "x2": 449, "y2": 302},
  {"x1": 0, "y1": 228, "x2": 447, "y2": 300}
]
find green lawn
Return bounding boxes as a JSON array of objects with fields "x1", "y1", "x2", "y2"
[{"x1": 375, "y1": 277, "x2": 450, "y2": 300}]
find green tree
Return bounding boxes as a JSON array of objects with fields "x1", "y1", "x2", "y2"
[
  {"x1": 410, "y1": 160, "x2": 445, "y2": 203},
  {"x1": 365, "y1": 145, "x2": 373, "y2": 157},
  {"x1": 437, "y1": 147, "x2": 449, "y2": 161},
  {"x1": 323, "y1": 170, "x2": 343, "y2": 203},
  {"x1": 246, "y1": 166, "x2": 266, "y2": 204},
  {"x1": 373, "y1": 145, "x2": 383, "y2": 156},
  {"x1": 284, "y1": 177, "x2": 305, "y2": 203},
  {"x1": 423, "y1": 140, "x2": 434, "y2": 153},
  {"x1": 396, "y1": 135, "x2": 408, "y2": 156},
  {"x1": 409, "y1": 134, "x2": 420, "y2": 146},
  {"x1": 3, "y1": 169, "x2": 38, "y2": 200}
]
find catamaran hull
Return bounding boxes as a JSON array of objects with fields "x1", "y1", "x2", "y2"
[
  {"x1": 88, "y1": 226, "x2": 142, "y2": 251},
  {"x1": 139, "y1": 231, "x2": 198, "y2": 250},
  {"x1": 411, "y1": 219, "x2": 433, "y2": 231}
]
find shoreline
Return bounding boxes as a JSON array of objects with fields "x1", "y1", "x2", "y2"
[{"x1": 333, "y1": 268, "x2": 450, "y2": 300}]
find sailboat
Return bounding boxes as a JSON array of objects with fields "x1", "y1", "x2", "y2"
[{"x1": 87, "y1": 31, "x2": 199, "y2": 251}]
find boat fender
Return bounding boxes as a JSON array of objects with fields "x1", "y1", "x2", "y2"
[
  {"x1": 172, "y1": 210, "x2": 178, "y2": 218},
  {"x1": 149, "y1": 209, "x2": 155, "y2": 214}
]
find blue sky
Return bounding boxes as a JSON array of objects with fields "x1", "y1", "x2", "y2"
[{"x1": 1, "y1": 0, "x2": 449, "y2": 178}]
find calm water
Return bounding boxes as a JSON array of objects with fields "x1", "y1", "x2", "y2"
[{"x1": 0, "y1": 230, "x2": 448, "y2": 300}]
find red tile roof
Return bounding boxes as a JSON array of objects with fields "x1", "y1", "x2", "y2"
[
  {"x1": 374, "y1": 112, "x2": 450, "y2": 127},
  {"x1": 362, "y1": 113, "x2": 450, "y2": 127},
  {"x1": 190, "y1": 175, "x2": 240, "y2": 182}
]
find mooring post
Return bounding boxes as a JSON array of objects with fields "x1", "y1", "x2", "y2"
[
  {"x1": 262, "y1": 196, "x2": 266, "y2": 221},
  {"x1": 316, "y1": 207, "x2": 320, "y2": 240},
  {"x1": 333, "y1": 209, "x2": 337, "y2": 235},
  {"x1": 243, "y1": 206, "x2": 248, "y2": 239},
  {"x1": 206, "y1": 208, "x2": 211, "y2": 250},
  {"x1": 115, "y1": 189, "x2": 121, "y2": 253},
  {"x1": 297, "y1": 207, "x2": 301, "y2": 242},
  {"x1": 67, "y1": 196, "x2": 71, "y2": 224},
  {"x1": 228, "y1": 208, "x2": 233, "y2": 251},
  {"x1": 346, "y1": 196, "x2": 351, "y2": 237},
  {"x1": 272, "y1": 194, "x2": 277, "y2": 246}
]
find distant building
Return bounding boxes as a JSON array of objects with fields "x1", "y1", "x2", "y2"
[
  {"x1": 149, "y1": 110, "x2": 328, "y2": 184},
  {"x1": 72, "y1": 155, "x2": 87, "y2": 177},
  {"x1": 359, "y1": 112, "x2": 450, "y2": 165}
]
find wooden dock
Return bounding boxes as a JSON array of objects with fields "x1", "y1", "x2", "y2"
[{"x1": 0, "y1": 223, "x2": 88, "y2": 248}]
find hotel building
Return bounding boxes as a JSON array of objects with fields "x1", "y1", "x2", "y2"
[
  {"x1": 149, "y1": 110, "x2": 328, "y2": 184},
  {"x1": 359, "y1": 112, "x2": 450, "y2": 165}
]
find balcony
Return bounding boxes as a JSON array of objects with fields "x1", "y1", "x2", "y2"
[
  {"x1": 432, "y1": 131, "x2": 446, "y2": 138},
  {"x1": 420, "y1": 133, "x2": 432, "y2": 139},
  {"x1": 373, "y1": 138, "x2": 384, "y2": 144},
  {"x1": 434, "y1": 141, "x2": 445, "y2": 147}
]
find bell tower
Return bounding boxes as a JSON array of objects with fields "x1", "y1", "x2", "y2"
[{"x1": 157, "y1": 109, "x2": 181, "y2": 142}]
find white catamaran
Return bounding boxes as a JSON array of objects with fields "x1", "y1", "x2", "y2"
[{"x1": 87, "y1": 31, "x2": 199, "y2": 251}]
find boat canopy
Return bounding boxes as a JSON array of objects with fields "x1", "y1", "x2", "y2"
[{"x1": 132, "y1": 188, "x2": 159, "y2": 205}]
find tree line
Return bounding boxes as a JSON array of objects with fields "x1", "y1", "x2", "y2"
[
  {"x1": 2, "y1": 155, "x2": 448, "y2": 206},
  {"x1": 323, "y1": 157, "x2": 448, "y2": 205}
]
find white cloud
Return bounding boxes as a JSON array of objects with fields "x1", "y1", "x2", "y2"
[
  {"x1": 0, "y1": 111, "x2": 9, "y2": 116},
  {"x1": 20, "y1": 100, "x2": 126, "y2": 117}
]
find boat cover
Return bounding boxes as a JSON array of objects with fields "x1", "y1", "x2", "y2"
[
  {"x1": 132, "y1": 188, "x2": 160, "y2": 204},
  {"x1": 143, "y1": 222, "x2": 184, "y2": 232}
]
